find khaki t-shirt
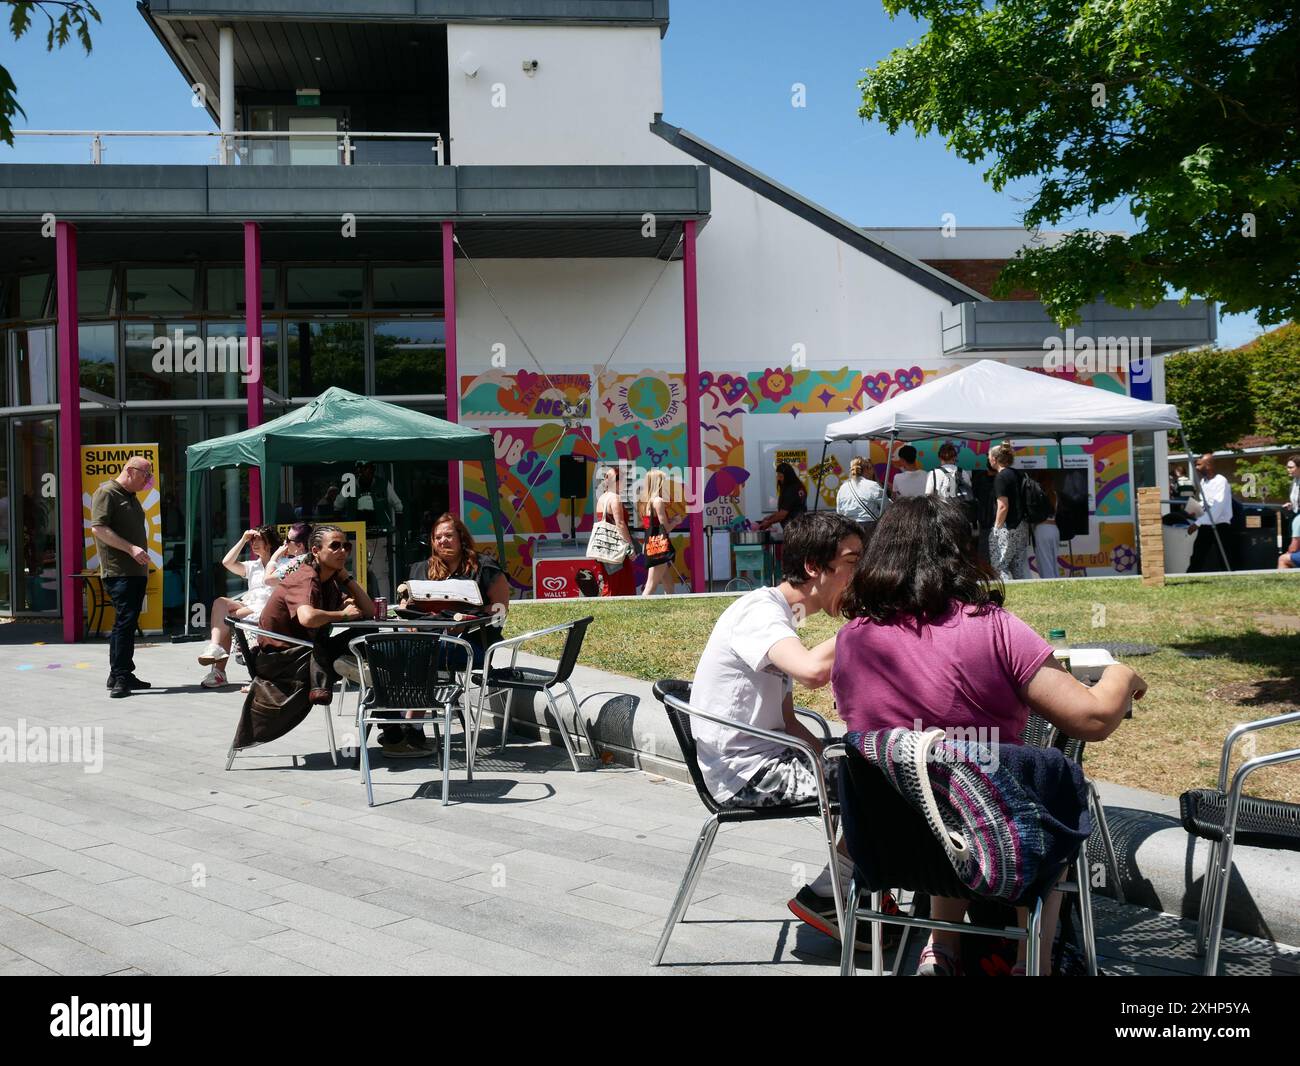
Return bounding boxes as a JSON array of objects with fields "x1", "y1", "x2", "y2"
[{"x1": 90, "y1": 480, "x2": 148, "y2": 577}]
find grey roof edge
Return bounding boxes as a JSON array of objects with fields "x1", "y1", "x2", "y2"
[
  {"x1": 140, "y1": 1, "x2": 671, "y2": 36},
  {"x1": 136, "y1": 2, "x2": 221, "y2": 128},
  {"x1": 650, "y1": 116, "x2": 987, "y2": 306}
]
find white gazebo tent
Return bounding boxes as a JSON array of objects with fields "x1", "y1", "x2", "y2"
[{"x1": 816, "y1": 359, "x2": 1228, "y2": 572}]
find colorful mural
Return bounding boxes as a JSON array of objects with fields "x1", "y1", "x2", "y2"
[{"x1": 458, "y1": 361, "x2": 1142, "y2": 585}]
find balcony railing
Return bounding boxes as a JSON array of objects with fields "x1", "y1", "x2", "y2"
[{"x1": 11, "y1": 130, "x2": 446, "y2": 166}]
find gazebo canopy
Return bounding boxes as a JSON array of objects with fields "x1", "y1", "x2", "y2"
[
  {"x1": 824, "y1": 359, "x2": 1182, "y2": 442},
  {"x1": 184, "y1": 388, "x2": 506, "y2": 618}
]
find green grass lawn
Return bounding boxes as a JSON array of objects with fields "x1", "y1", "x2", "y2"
[{"x1": 507, "y1": 575, "x2": 1300, "y2": 803}]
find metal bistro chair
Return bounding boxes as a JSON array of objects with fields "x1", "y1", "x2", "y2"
[
  {"x1": 470, "y1": 617, "x2": 597, "y2": 772},
  {"x1": 830, "y1": 740, "x2": 1098, "y2": 977},
  {"x1": 650, "y1": 680, "x2": 844, "y2": 967},
  {"x1": 350, "y1": 631, "x2": 476, "y2": 807},
  {"x1": 1022, "y1": 712, "x2": 1124, "y2": 905},
  {"x1": 224, "y1": 620, "x2": 339, "y2": 771},
  {"x1": 1180, "y1": 709, "x2": 1300, "y2": 976}
]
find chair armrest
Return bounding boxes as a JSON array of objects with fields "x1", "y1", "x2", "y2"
[
  {"x1": 480, "y1": 619, "x2": 578, "y2": 675},
  {"x1": 793, "y1": 705, "x2": 833, "y2": 742},
  {"x1": 662, "y1": 691, "x2": 836, "y2": 816},
  {"x1": 1217, "y1": 710, "x2": 1300, "y2": 791},
  {"x1": 230, "y1": 619, "x2": 314, "y2": 650},
  {"x1": 1222, "y1": 748, "x2": 1300, "y2": 838}
]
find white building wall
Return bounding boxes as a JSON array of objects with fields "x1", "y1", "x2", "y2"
[{"x1": 446, "y1": 24, "x2": 665, "y2": 165}]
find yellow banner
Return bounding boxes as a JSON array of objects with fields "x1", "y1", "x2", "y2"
[
  {"x1": 81, "y1": 444, "x2": 163, "y2": 633},
  {"x1": 274, "y1": 521, "x2": 367, "y2": 584}
]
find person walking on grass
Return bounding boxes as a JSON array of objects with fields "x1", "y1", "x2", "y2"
[{"x1": 89, "y1": 455, "x2": 155, "y2": 699}]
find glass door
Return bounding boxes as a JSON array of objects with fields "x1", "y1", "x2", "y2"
[{"x1": 12, "y1": 418, "x2": 58, "y2": 613}]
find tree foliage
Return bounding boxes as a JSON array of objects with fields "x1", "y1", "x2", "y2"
[
  {"x1": 2, "y1": 2, "x2": 101, "y2": 145},
  {"x1": 1240, "y1": 322, "x2": 1300, "y2": 444},
  {"x1": 859, "y1": 1, "x2": 1300, "y2": 325},
  {"x1": 1163, "y1": 348, "x2": 1254, "y2": 453}
]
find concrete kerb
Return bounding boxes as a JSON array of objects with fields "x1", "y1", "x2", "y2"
[{"x1": 490, "y1": 649, "x2": 1300, "y2": 949}]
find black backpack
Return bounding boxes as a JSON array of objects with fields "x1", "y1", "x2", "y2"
[{"x1": 1019, "y1": 471, "x2": 1054, "y2": 524}]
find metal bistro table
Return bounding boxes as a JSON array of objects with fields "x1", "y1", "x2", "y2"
[{"x1": 335, "y1": 612, "x2": 496, "y2": 803}]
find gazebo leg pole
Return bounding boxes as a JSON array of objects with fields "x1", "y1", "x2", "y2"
[
  {"x1": 882, "y1": 432, "x2": 898, "y2": 501},
  {"x1": 812, "y1": 441, "x2": 829, "y2": 513}
]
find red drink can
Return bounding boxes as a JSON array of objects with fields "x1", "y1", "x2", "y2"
[{"x1": 372, "y1": 597, "x2": 388, "y2": 620}]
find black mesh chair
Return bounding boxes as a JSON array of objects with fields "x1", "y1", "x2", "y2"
[
  {"x1": 831, "y1": 740, "x2": 1097, "y2": 977},
  {"x1": 650, "y1": 679, "x2": 843, "y2": 966},
  {"x1": 1022, "y1": 712, "x2": 1123, "y2": 904},
  {"x1": 225, "y1": 621, "x2": 339, "y2": 771},
  {"x1": 469, "y1": 617, "x2": 596, "y2": 772},
  {"x1": 350, "y1": 631, "x2": 475, "y2": 807},
  {"x1": 1180, "y1": 709, "x2": 1300, "y2": 975}
]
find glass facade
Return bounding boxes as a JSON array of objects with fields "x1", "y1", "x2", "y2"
[{"x1": 0, "y1": 261, "x2": 446, "y2": 624}]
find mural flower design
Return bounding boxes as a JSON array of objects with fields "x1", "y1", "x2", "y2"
[{"x1": 758, "y1": 367, "x2": 795, "y2": 404}]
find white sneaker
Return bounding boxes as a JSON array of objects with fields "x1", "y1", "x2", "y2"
[
  {"x1": 197, "y1": 643, "x2": 230, "y2": 665},
  {"x1": 200, "y1": 667, "x2": 228, "y2": 688}
]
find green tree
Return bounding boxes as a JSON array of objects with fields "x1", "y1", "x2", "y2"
[
  {"x1": 1163, "y1": 348, "x2": 1254, "y2": 453},
  {"x1": 2, "y1": 2, "x2": 101, "y2": 145},
  {"x1": 1241, "y1": 322, "x2": 1300, "y2": 444},
  {"x1": 859, "y1": 1, "x2": 1300, "y2": 325}
]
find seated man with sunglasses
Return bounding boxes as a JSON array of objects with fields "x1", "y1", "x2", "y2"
[{"x1": 258, "y1": 524, "x2": 374, "y2": 704}]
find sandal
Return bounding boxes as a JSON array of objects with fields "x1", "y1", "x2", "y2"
[{"x1": 915, "y1": 941, "x2": 963, "y2": 976}]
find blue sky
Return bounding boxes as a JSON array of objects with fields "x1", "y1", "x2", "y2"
[{"x1": 0, "y1": 0, "x2": 1264, "y2": 346}]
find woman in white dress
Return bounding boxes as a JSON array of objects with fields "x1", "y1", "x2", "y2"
[{"x1": 198, "y1": 525, "x2": 282, "y2": 688}]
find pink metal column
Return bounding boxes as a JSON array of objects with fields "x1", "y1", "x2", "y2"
[
  {"x1": 683, "y1": 220, "x2": 705, "y2": 593},
  {"x1": 442, "y1": 221, "x2": 460, "y2": 510},
  {"x1": 56, "y1": 222, "x2": 84, "y2": 642},
  {"x1": 244, "y1": 221, "x2": 263, "y2": 526}
]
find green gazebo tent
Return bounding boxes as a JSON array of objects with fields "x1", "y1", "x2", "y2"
[{"x1": 183, "y1": 387, "x2": 506, "y2": 627}]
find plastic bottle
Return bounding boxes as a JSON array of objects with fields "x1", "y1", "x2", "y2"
[{"x1": 1049, "y1": 628, "x2": 1072, "y2": 674}]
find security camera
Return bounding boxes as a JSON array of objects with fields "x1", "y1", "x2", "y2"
[
  {"x1": 458, "y1": 51, "x2": 480, "y2": 77},
  {"x1": 522, "y1": 59, "x2": 539, "y2": 75}
]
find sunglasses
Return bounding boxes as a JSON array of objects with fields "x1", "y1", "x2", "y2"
[{"x1": 323, "y1": 541, "x2": 351, "y2": 552}]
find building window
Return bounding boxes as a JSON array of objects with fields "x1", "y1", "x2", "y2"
[
  {"x1": 124, "y1": 322, "x2": 200, "y2": 400},
  {"x1": 14, "y1": 326, "x2": 56, "y2": 405},
  {"x1": 285, "y1": 320, "x2": 364, "y2": 396},
  {"x1": 18, "y1": 274, "x2": 51, "y2": 319},
  {"x1": 285, "y1": 267, "x2": 364, "y2": 312},
  {"x1": 78, "y1": 323, "x2": 117, "y2": 398},
  {"x1": 12, "y1": 417, "x2": 58, "y2": 613},
  {"x1": 124, "y1": 268, "x2": 196, "y2": 314},
  {"x1": 206, "y1": 266, "x2": 278, "y2": 313},
  {"x1": 374, "y1": 320, "x2": 444, "y2": 395},
  {"x1": 78, "y1": 269, "x2": 117, "y2": 316},
  {"x1": 203, "y1": 321, "x2": 280, "y2": 399},
  {"x1": 373, "y1": 267, "x2": 441, "y2": 311}
]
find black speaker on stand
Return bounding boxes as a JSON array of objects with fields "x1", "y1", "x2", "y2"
[{"x1": 559, "y1": 455, "x2": 590, "y2": 544}]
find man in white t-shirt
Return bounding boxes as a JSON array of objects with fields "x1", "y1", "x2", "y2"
[
  {"x1": 691, "y1": 511, "x2": 866, "y2": 945},
  {"x1": 890, "y1": 444, "x2": 928, "y2": 498},
  {"x1": 1187, "y1": 453, "x2": 1236, "y2": 572}
]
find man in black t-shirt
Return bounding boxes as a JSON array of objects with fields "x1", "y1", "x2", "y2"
[{"x1": 988, "y1": 444, "x2": 1032, "y2": 580}]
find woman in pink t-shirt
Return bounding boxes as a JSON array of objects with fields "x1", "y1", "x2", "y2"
[{"x1": 833, "y1": 495, "x2": 1147, "y2": 975}]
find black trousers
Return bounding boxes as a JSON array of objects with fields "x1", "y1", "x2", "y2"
[
  {"x1": 103, "y1": 575, "x2": 147, "y2": 681},
  {"x1": 1188, "y1": 523, "x2": 1236, "y2": 573}
]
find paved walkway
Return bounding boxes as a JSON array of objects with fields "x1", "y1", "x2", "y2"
[{"x1": 0, "y1": 632, "x2": 1296, "y2": 976}]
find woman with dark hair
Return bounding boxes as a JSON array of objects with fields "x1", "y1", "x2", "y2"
[
  {"x1": 757, "y1": 463, "x2": 808, "y2": 533},
  {"x1": 266, "y1": 521, "x2": 313, "y2": 587},
  {"x1": 198, "y1": 524, "x2": 283, "y2": 688},
  {"x1": 833, "y1": 496, "x2": 1147, "y2": 975}
]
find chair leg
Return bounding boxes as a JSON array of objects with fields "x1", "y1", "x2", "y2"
[
  {"x1": 544, "y1": 688, "x2": 583, "y2": 772},
  {"x1": 224, "y1": 745, "x2": 237, "y2": 771},
  {"x1": 441, "y1": 704, "x2": 453, "y2": 807},
  {"x1": 1204, "y1": 835, "x2": 1237, "y2": 976},
  {"x1": 1074, "y1": 850, "x2": 1099, "y2": 976},
  {"x1": 891, "y1": 891, "x2": 913, "y2": 977},
  {"x1": 652, "y1": 816, "x2": 720, "y2": 966},
  {"x1": 1195, "y1": 838, "x2": 1221, "y2": 956},
  {"x1": 870, "y1": 890, "x2": 885, "y2": 976},
  {"x1": 1089, "y1": 781, "x2": 1124, "y2": 904},
  {"x1": 360, "y1": 717, "x2": 375, "y2": 807},
  {"x1": 563, "y1": 681, "x2": 598, "y2": 760},
  {"x1": 498, "y1": 694, "x2": 513, "y2": 755},
  {"x1": 840, "y1": 877, "x2": 862, "y2": 977},
  {"x1": 322, "y1": 705, "x2": 338, "y2": 767},
  {"x1": 1026, "y1": 893, "x2": 1044, "y2": 976}
]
